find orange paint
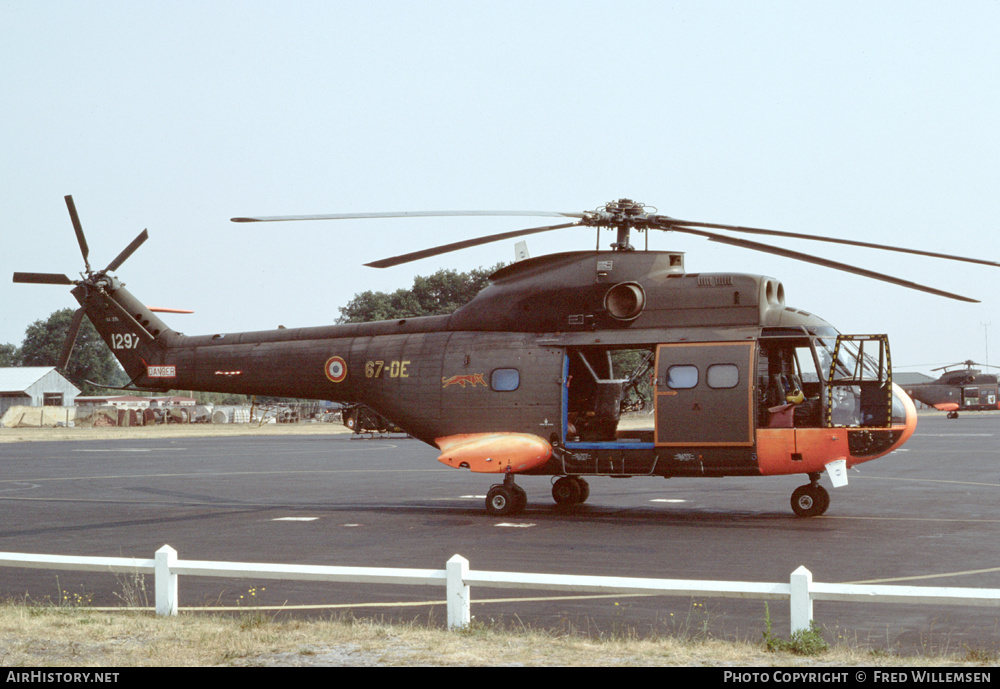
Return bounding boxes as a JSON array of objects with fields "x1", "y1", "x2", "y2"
[
  {"x1": 147, "y1": 307, "x2": 194, "y2": 314},
  {"x1": 441, "y1": 373, "x2": 487, "y2": 388},
  {"x1": 755, "y1": 428, "x2": 800, "y2": 475},
  {"x1": 435, "y1": 433, "x2": 552, "y2": 474},
  {"x1": 933, "y1": 402, "x2": 960, "y2": 412},
  {"x1": 756, "y1": 383, "x2": 917, "y2": 476}
]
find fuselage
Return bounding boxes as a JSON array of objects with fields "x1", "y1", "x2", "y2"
[{"x1": 75, "y1": 250, "x2": 917, "y2": 479}]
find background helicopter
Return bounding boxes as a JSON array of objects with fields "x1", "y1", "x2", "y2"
[
  {"x1": 13, "y1": 197, "x2": 1000, "y2": 518},
  {"x1": 902, "y1": 361, "x2": 1000, "y2": 418}
]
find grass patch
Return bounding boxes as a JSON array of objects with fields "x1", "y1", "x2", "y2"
[{"x1": 0, "y1": 599, "x2": 994, "y2": 667}]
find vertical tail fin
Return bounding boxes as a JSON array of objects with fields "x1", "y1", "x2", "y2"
[{"x1": 72, "y1": 277, "x2": 179, "y2": 388}]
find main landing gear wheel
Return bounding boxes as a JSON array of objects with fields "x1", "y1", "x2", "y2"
[
  {"x1": 551, "y1": 476, "x2": 590, "y2": 506},
  {"x1": 790, "y1": 483, "x2": 830, "y2": 518},
  {"x1": 947, "y1": 411, "x2": 959, "y2": 419},
  {"x1": 485, "y1": 477, "x2": 527, "y2": 516}
]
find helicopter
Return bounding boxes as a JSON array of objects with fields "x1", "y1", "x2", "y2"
[
  {"x1": 13, "y1": 196, "x2": 1000, "y2": 518},
  {"x1": 902, "y1": 361, "x2": 1000, "y2": 418}
]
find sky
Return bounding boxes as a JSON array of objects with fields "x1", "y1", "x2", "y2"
[{"x1": 2, "y1": 1, "x2": 999, "y2": 377}]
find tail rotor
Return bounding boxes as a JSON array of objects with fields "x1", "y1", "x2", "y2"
[
  {"x1": 12, "y1": 195, "x2": 150, "y2": 371},
  {"x1": 13, "y1": 195, "x2": 149, "y2": 287},
  {"x1": 58, "y1": 307, "x2": 87, "y2": 370},
  {"x1": 65, "y1": 195, "x2": 91, "y2": 273},
  {"x1": 11, "y1": 272, "x2": 75, "y2": 285}
]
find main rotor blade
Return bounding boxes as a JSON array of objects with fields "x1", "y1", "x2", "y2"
[
  {"x1": 65, "y1": 195, "x2": 90, "y2": 271},
  {"x1": 931, "y1": 360, "x2": 1000, "y2": 371},
  {"x1": 660, "y1": 217, "x2": 1000, "y2": 268},
  {"x1": 13, "y1": 272, "x2": 74, "y2": 285},
  {"x1": 671, "y1": 225, "x2": 981, "y2": 303},
  {"x1": 365, "y1": 221, "x2": 582, "y2": 268},
  {"x1": 232, "y1": 210, "x2": 584, "y2": 223},
  {"x1": 58, "y1": 308, "x2": 87, "y2": 370},
  {"x1": 103, "y1": 229, "x2": 148, "y2": 273}
]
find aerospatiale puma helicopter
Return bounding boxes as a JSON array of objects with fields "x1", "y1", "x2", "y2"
[
  {"x1": 14, "y1": 196, "x2": 1000, "y2": 517},
  {"x1": 903, "y1": 361, "x2": 1000, "y2": 418}
]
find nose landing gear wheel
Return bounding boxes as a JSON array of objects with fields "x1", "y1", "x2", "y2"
[
  {"x1": 485, "y1": 481, "x2": 527, "y2": 516},
  {"x1": 790, "y1": 483, "x2": 830, "y2": 518}
]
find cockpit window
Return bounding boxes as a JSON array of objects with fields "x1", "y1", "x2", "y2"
[{"x1": 816, "y1": 337, "x2": 884, "y2": 383}]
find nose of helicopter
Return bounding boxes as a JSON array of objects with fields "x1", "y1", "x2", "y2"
[
  {"x1": 840, "y1": 382, "x2": 918, "y2": 468},
  {"x1": 890, "y1": 381, "x2": 918, "y2": 449}
]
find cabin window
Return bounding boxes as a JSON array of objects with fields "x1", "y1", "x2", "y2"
[
  {"x1": 491, "y1": 368, "x2": 520, "y2": 391},
  {"x1": 707, "y1": 364, "x2": 739, "y2": 389},
  {"x1": 666, "y1": 365, "x2": 698, "y2": 389}
]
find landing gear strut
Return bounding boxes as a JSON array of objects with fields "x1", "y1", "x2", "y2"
[
  {"x1": 485, "y1": 474, "x2": 527, "y2": 516},
  {"x1": 790, "y1": 473, "x2": 829, "y2": 518}
]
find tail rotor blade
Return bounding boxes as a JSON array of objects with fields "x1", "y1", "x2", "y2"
[
  {"x1": 58, "y1": 308, "x2": 86, "y2": 370},
  {"x1": 65, "y1": 195, "x2": 91, "y2": 272},
  {"x1": 13, "y1": 272, "x2": 74, "y2": 285},
  {"x1": 104, "y1": 229, "x2": 148, "y2": 273}
]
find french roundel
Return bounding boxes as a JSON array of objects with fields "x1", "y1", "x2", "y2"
[{"x1": 325, "y1": 356, "x2": 347, "y2": 383}]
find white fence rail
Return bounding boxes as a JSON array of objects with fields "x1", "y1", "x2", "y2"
[{"x1": 1, "y1": 546, "x2": 998, "y2": 633}]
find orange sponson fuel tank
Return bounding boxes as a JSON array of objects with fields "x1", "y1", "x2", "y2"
[{"x1": 435, "y1": 433, "x2": 552, "y2": 474}]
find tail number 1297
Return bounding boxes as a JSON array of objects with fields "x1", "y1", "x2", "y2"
[{"x1": 111, "y1": 333, "x2": 140, "y2": 350}]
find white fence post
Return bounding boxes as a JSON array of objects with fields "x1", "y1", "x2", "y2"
[
  {"x1": 789, "y1": 565, "x2": 813, "y2": 634},
  {"x1": 446, "y1": 554, "x2": 470, "y2": 630},
  {"x1": 155, "y1": 545, "x2": 178, "y2": 617}
]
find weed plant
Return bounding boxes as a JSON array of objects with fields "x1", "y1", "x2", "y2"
[{"x1": 761, "y1": 602, "x2": 829, "y2": 656}]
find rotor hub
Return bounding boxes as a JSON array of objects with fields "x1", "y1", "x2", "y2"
[
  {"x1": 584, "y1": 199, "x2": 654, "y2": 227},
  {"x1": 582, "y1": 199, "x2": 657, "y2": 251}
]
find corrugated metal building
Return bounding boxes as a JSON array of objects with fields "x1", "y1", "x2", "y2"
[{"x1": 0, "y1": 367, "x2": 81, "y2": 415}]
